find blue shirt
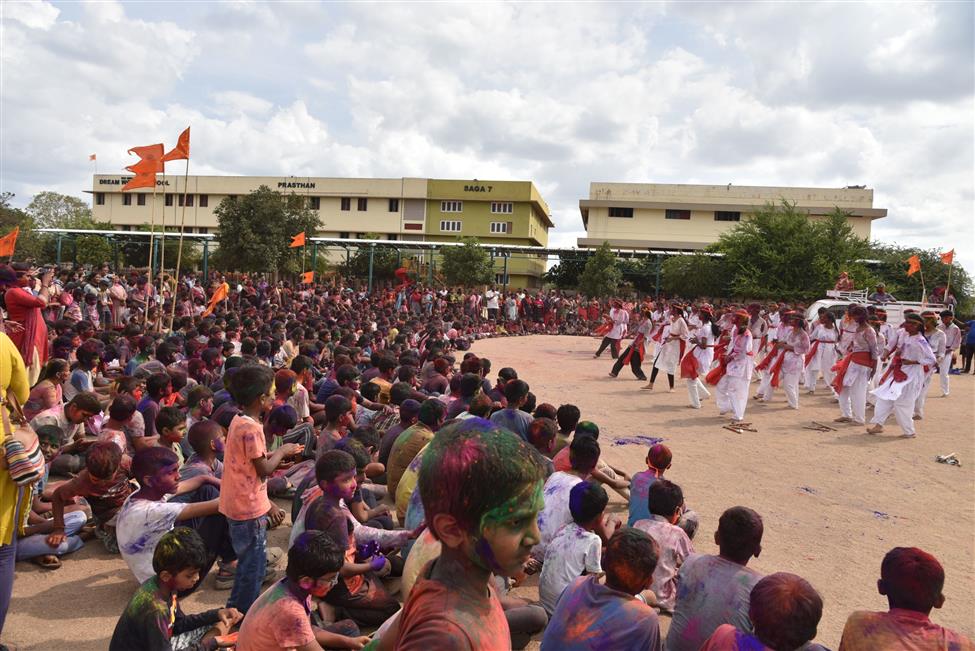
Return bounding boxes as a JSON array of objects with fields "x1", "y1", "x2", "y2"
[
  {"x1": 628, "y1": 470, "x2": 660, "y2": 526},
  {"x1": 965, "y1": 320, "x2": 975, "y2": 345},
  {"x1": 489, "y1": 408, "x2": 533, "y2": 440}
]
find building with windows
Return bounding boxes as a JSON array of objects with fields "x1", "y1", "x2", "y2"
[
  {"x1": 90, "y1": 175, "x2": 553, "y2": 287},
  {"x1": 577, "y1": 182, "x2": 886, "y2": 250}
]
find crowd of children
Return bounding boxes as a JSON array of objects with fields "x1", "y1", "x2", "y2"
[{"x1": 0, "y1": 264, "x2": 970, "y2": 651}]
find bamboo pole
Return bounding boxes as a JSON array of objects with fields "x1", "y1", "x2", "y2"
[
  {"x1": 144, "y1": 181, "x2": 158, "y2": 327},
  {"x1": 169, "y1": 156, "x2": 191, "y2": 331}
]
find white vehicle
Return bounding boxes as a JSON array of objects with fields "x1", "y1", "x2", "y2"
[{"x1": 805, "y1": 290, "x2": 946, "y2": 329}]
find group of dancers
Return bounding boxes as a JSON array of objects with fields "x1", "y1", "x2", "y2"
[{"x1": 595, "y1": 300, "x2": 960, "y2": 438}]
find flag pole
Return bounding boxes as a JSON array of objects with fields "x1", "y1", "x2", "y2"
[
  {"x1": 170, "y1": 156, "x2": 191, "y2": 332},
  {"x1": 944, "y1": 260, "x2": 953, "y2": 304},
  {"x1": 918, "y1": 263, "x2": 926, "y2": 305},
  {"x1": 145, "y1": 181, "x2": 158, "y2": 327},
  {"x1": 157, "y1": 173, "x2": 167, "y2": 332}
]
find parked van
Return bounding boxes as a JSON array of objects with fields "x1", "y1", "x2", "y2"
[{"x1": 804, "y1": 290, "x2": 946, "y2": 328}]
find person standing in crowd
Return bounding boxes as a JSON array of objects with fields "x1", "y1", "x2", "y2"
[
  {"x1": 938, "y1": 310, "x2": 960, "y2": 395},
  {"x1": 593, "y1": 300, "x2": 629, "y2": 359},
  {"x1": 868, "y1": 313, "x2": 936, "y2": 438},
  {"x1": 833, "y1": 306, "x2": 879, "y2": 426},
  {"x1": 2, "y1": 264, "x2": 53, "y2": 385},
  {"x1": 803, "y1": 311, "x2": 839, "y2": 395}
]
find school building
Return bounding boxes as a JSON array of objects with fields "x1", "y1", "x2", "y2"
[
  {"x1": 89, "y1": 175, "x2": 554, "y2": 287},
  {"x1": 577, "y1": 182, "x2": 887, "y2": 250}
]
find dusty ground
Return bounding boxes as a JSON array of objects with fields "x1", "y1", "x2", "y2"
[{"x1": 4, "y1": 335, "x2": 973, "y2": 649}]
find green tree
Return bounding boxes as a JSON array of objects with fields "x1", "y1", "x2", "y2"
[
  {"x1": 0, "y1": 193, "x2": 46, "y2": 261},
  {"x1": 578, "y1": 241, "x2": 622, "y2": 298},
  {"x1": 440, "y1": 237, "x2": 494, "y2": 286},
  {"x1": 660, "y1": 253, "x2": 730, "y2": 298},
  {"x1": 544, "y1": 255, "x2": 588, "y2": 289},
  {"x1": 213, "y1": 186, "x2": 320, "y2": 274},
  {"x1": 343, "y1": 233, "x2": 399, "y2": 281},
  {"x1": 26, "y1": 191, "x2": 91, "y2": 228}
]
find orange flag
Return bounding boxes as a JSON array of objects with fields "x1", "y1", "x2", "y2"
[
  {"x1": 906, "y1": 255, "x2": 921, "y2": 276},
  {"x1": 289, "y1": 232, "x2": 306, "y2": 248},
  {"x1": 302, "y1": 271, "x2": 314, "y2": 284},
  {"x1": 122, "y1": 170, "x2": 157, "y2": 192},
  {"x1": 940, "y1": 249, "x2": 954, "y2": 265},
  {"x1": 89, "y1": 154, "x2": 97, "y2": 161},
  {"x1": 202, "y1": 282, "x2": 229, "y2": 317},
  {"x1": 127, "y1": 144, "x2": 165, "y2": 172},
  {"x1": 162, "y1": 127, "x2": 190, "y2": 162},
  {"x1": 0, "y1": 227, "x2": 19, "y2": 257}
]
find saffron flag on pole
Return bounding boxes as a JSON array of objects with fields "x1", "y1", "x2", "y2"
[
  {"x1": 906, "y1": 255, "x2": 922, "y2": 276},
  {"x1": 290, "y1": 232, "x2": 306, "y2": 248},
  {"x1": 89, "y1": 154, "x2": 97, "y2": 161},
  {"x1": 302, "y1": 271, "x2": 314, "y2": 284},
  {"x1": 202, "y1": 282, "x2": 229, "y2": 317},
  {"x1": 127, "y1": 144, "x2": 165, "y2": 172},
  {"x1": 940, "y1": 249, "x2": 955, "y2": 265},
  {"x1": 162, "y1": 127, "x2": 190, "y2": 162},
  {"x1": 122, "y1": 156, "x2": 158, "y2": 192},
  {"x1": 0, "y1": 227, "x2": 19, "y2": 257}
]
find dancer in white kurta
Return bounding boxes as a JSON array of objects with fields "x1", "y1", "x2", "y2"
[
  {"x1": 939, "y1": 310, "x2": 961, "y2": 396},
  {"x1": 644, "y1": 306, "x2": 689, "y2": 392},
  {"x1": 746, "y1": 305, "x2": 769, "y2": 381},
  {"x1": 681, "y1": 308, "x2": 717, "y2": 409},
  {"x1": 778, "y1": 317, "x2": 812, "y2": 409},
  {"x1": 868, "y1": 313, "x2": 937, "y2": 438},
  {"x1": 832, "y1": 306, "x2": 879, "y2": 425},
  {"x1": 755, "y1": 313, "x2": 792, "y2": 402},
  {"x1": 609, "y1": 307, "x2": 652, "y2": 381},
  {"x1": 803, "y1": 312, "x2": 839, "y2": 394},
  {"x1": 594, "y1": 300, "x2": 629, "y2": 359},
  {"x1": 914, "y1": 312, "x2": 945, "y2": 420},
  {"x1": 709, "y1": 310, "x2": 754, "y2": 423}
]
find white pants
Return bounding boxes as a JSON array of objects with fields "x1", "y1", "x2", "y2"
[
  {"x1": 686, "y1": 378, "x2": 711, "y2": 409},
  {"x1": 803, "y1": 351, "x2": 837, "y2": 393},
  {"x1": 914, "y1": 372, "x2": 935, "y2": 418},
  {"x1": 757, "y1": 369, "x2": 774, "y2": 400},
  {"x1": 782, "y1": 371, "x2": 801, "y2": 409},
  {"x1": 716, "y1": 375, "x2": 749, "y2": 421},
  {"x1": 838, "y1": 364, "x2": 872, "y2": 424},
  {"x1": 873, "y1": 381, "x2": 920, "y2": 436},
  {"x1": 939, "y1": 354, "x2": 952, "y2": 395}
]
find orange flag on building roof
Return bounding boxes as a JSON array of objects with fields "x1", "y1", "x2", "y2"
[
  {"x1": 122, "y1": 171, "x2": 156, "y2": 192},
  {"x1": 127, "y1": 143, "x2": 165, "y2": 172},
  {"x1": 162, "y1": 127, "x2": 190, "y2": 163},
  {"x1": 202, "y1": 282, "x2": 229, "y2": 317},
  {"x1": 906, "y1": 255, "x2": 922, "y2": 276},
  {"x1": 940, "y1": 249, "x2": 955, "y2": 265},
  {"x1": 0, "y1": 227, "x2": 19, "y2": 257},
  {"x1": 302, "y1": 271, "x2": 314, "y2": 284},
  {"x1": 290, "y1": 232, "x2": 306, "y2": 248}
]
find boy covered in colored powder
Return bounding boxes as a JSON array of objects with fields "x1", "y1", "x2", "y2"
[
  {"x1": 539, "y1": 480, "x2": 607, "y2": 614},
  {"x1": 541, "y1": 528, "x2": 663, "y2": 650},
  {"x1": 700, "y1": 573, "x2": 827, "y2": 651},
  {"x1": 109, "y1": 527, "x2": 242, "y2": 651},
  {"x1": 667, "y1": 506, "x2": 765, "y2": 651},
  {"x1": 628, "y1": 443, "x2": 671, "y2": 526},
  {"x1": 838, "y1": 547, "x2": 973, "y2": 650},
  {"x1": 237, "y1": 530, "x2": 370, "y2": 651},
  {"x1": 391, "y1": 418, "x2": 547, "y2": 650},
  {"x1": 632, "y1": 479, "x2": 695, "y2": 612}
]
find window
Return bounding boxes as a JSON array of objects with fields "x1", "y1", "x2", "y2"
[
  {"x1": 440, "y1": 220, "x2": 462, "y2": 232},
  {"x1": 95, "y1": 193, "x2": 105, "y2": 205},
  {"x1": 491, "y1": 202, "x2": 513, "y2": 214},
  {"x1": 137, "y1": 194, "x2": 146, "y2": 206},
  {"x1": 495, "y1": 272, "x2": 509, "y2": 285},
  {"x1": 164, "y1": 194, "x2": 174, "y2": 207},
  {"x1": 441, "y1": 200, "x2": 463, "y2": 213},
  {"x1": 490, "y1": 222, "x2": 509, "y2": 234},
  {"x1": 608, "y1": 207, "x2": 633, "y2": 218},
  {"x1": 714, "y1": 210, "x2": 740, "y2": 222},
  {"x1": 666, "y1": 209, "x2": 691, "y2": 220},
  {"x1": 340, "y1": 197, "x2": 351, "y2": 211},
  {"x1": 340, "y1": 232, "x2": 350, "y2": 239},
  {"x1": 178, "y1": 194, "x2": 194, "y2": 207},
  {"x1": 357, "y1": 198, "x2": 368, "y2": 211},
  {"x1": 388, "y1": 233, "x2": 398, "y2": 241},
  {"x1": 309, "y1": 197, "x2": 320, "y2": 210},
  {"x1": 388, "y1": 198, "x2": 399, "y2": 212},
  {"x1": 199, "y1": 194, "x2": 208, "y2": 208},
  {"x1": 122, "y1": 194, "x2": 131, "y2": 206}
]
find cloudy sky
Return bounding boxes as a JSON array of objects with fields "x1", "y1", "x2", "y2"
[{"x1": 2, "y1": 1, "x2": 973, "y2": 271}]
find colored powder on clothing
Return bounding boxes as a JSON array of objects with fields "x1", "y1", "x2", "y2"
[{"x1": 613, "y1": 435, "x2": 665, "y2": 447}]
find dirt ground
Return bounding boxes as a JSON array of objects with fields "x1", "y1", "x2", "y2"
[{"x1": 4, "y1": 335, "x2": 973, "y2": 650}]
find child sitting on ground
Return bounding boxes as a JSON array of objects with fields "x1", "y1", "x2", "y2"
[
  {"x1": 633, "y1": 479, "x2": 695, "y2": 612},
  {"x1": 526, "y1": 417, "x2": 558, "y2": 476},
  {"x1": 48, "y1": 440, "x2": 134, "y2": 554},
  {"x1": 391, "y1": 419, "x2": 548, "y2": 649},
  {"x1": 838, "y1": 547, "x2": 973, "y2": 650},
  {"x1": 178, "y1": 420, "x2": 224, "y2": 483},
  {"x1": 628, "y1": 443, "x2": 670, "y2": 526},
  {"x1": 554, "y1": 404, "x2": 580, "y2": 454},
  {"x1": 551, "y1": 422, "x2": 630, "y2": 499},
  {"x1": 156, "y1": 406, "x2": 188, "y2": 465},
  {"x1": 237, "y1": 530, "x2": 370, "y2": 651},
  {"x1": 701, "y1": 573, "x2": 827, "y2": 651},
  {"x1": 541, "y1": 528, "x2": 663, "y2": 650},
  {"x1": 667, "y1": 506, "x2": 765, "y2": 651},
  {"x1": 539, "y1": 481, "x2": 607, "y2": 614},
  {"x1": 109, "y1": 527, "x2": 242, "y2": 651}
]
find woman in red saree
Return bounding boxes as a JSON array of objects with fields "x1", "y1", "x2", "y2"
[{"x1": 2, "y1": 264, "x2": 52, "y2": 384}]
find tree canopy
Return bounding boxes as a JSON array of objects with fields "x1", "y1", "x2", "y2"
[
  {"x1": 578, "y1": 241, "x2": 622, "y2": 298},
  {"x1": 343, "y1": 233, "x2": 399, "y2": 281},
  {"x1": 440, "y1": 237, "x2": 494, "y2": 286},
  {"x1": 214, "y1": 186, "x2": 320, "y2": 274}
]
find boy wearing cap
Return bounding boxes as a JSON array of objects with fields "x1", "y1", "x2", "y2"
[
  {"x1": 913, "y1": 311, "x2": 945, "y2": 421},
  {"x1": 938, "y1": 310, "x2": 960, "y2": 396},
  {"x1": 868, "y1": 313, "x2": 936, "y2": 438}
]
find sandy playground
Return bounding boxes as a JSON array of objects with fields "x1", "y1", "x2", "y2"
[{"x1": 4, "y1": 335, "x2": 973, "y2": 650}]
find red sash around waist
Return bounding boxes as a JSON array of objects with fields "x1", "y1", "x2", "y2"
[{"x1": 830, "y1": 351, "x2": 875, "y2": 394}]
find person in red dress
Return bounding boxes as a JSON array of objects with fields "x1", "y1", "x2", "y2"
[{"x1": 2, "y1": 263, "x2": 52, "y2": 384}]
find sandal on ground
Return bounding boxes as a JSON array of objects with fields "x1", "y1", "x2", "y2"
[{"x1": 31, "y1": 554, "x2": 62, "y2": 570}]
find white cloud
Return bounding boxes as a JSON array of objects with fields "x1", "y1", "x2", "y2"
[{"x1": 0, "y1": 1, "x2": 972, "y2": 274}]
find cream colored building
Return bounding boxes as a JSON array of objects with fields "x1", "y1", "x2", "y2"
[
  {"x1": 90, "y1": 174, "x2": 553, "y2": 286},
  {"x1": 578, "y1": 182, "x2": 886, "y2": 250}
]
